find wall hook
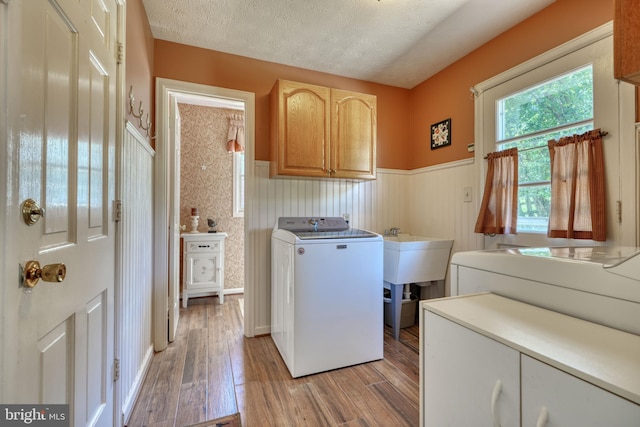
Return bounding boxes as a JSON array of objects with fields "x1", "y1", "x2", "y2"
[{"x1": 128, "y1": 86, "x2": 156, "y2": 139}]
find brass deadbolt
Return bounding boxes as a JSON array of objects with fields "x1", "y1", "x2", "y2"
[{"x1": 22, "y1": 199, "x2": 45, "y2": 226}]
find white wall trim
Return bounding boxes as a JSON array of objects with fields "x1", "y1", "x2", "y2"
[
  {"x1": 473, "y1": 21, "x2": 613, "y2": 95},
  {"x1": 121, "y1": 345, "x2": 154, "y2": 425},
  {"x1": 125, "y1": 120, "x2": 155, "y2": 157},
  {"x1": 406, "y1": 158, "x2": 475, "y2": 175},
  {"x1": 155, "y1": 78, "x2": 256, "y2": 347},
  {"x1": 473, "y1": 23, "x2": 615, "y2": 170}
]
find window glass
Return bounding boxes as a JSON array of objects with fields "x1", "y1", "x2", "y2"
[{"x1": 496, "y1": 65, "x2": 593, "y2": 233}]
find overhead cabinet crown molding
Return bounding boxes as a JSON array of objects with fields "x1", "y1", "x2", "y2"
[{"x1": 270, "y1": 79, "x2": 377, "y2": 180}]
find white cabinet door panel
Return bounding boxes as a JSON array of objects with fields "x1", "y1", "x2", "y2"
[
  {"x1": 521, "y1": 355, "x2": 640, "y2": 427},
  {"x1": 423, "y1": 311, "x2": 520, "y2": 427}
]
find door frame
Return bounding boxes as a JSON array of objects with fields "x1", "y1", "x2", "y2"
[{"x1": 154, "y1": 78, "x2": 256, "y2": 350}]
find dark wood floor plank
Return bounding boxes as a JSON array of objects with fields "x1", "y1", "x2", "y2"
[
  {"x1": 338, "y1": 419, "x2": 370, "y2": 427},
  {"x1": 126, "y1": 360, "x2": 162, "y2": 427},
  {"x1": 174, "y1": 381, "x2": 207, "y2": 426},
  {"x1": 331, "y1": 366, "x2": 406, "y2": 427},
  {"x1": 182, "y1": 328, "x2": 208, "y2": 384},
  {"x1": 288, "y1": 382, "x2": 334, "y2": 426},
  {"x1": 370, "y1": 359, "x2": 419, "y2": 404},
  {"x1": 143, "y1": 359, "x2": 183, "y2": 424},
  {"x1": 236, "y1": 381, "x2": 294, "y2": 427},
  {"x1": 309, "y1": 371, "x2": 362, "y2": 424},
  {"x1": 207, "y1": 353, "x2": 238, "y2": 419},
  {"x1": 369, "y1": 381, "x2": 419, "y2": 426}
]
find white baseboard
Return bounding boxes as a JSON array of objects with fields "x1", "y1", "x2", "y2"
[{"x1": 122, "y1": 344, "x2": 154, "y2": 425}]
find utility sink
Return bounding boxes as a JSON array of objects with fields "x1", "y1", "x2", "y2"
[{"x1": 383, "y1": 235, "x2": 453, "y2": 284}]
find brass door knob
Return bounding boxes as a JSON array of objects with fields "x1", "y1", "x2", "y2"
[{"x1": 22, "y1": 261, "x2": 66, "y2": 288}]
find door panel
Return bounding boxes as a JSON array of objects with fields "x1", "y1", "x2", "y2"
[
  {"x1": 38, "y1": 319, "x2": 73, "y2": 404},
  {"x1": 3, "y1": 1, "x2": 118, "y2": 426},
  {"x1": 88, "y1": 55, "x2": 108, "y2": 236}
]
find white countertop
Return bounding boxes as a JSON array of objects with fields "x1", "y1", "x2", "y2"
[{"x1": 422, "y1": 293, "x2": 640, "y2": 405}]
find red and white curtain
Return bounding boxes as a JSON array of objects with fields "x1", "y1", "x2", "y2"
[
  {"x1": 227, "y1": 113, "x2": 245, "y2": 152},
  {"x1": 474, "y1": 148, "x2": 519, "y2": 235},
  {"x1": 547, "y1": 129, "x2": 606, "y2": 241}
]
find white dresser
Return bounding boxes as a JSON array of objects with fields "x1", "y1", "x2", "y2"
[{"x1": 181, "y1": 232, "x2": 227, "y2": 307}]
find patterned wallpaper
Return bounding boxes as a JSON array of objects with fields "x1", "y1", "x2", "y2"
[{"x1": 178, "y1": 103, "x2": 245, "y2": 290}]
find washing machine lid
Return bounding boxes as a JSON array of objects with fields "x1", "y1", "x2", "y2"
[{"x1": 276, "y1": 217, "x2": 378, "y2": 239}]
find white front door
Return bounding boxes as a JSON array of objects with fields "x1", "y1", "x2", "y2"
[{"x1": 1, "y1": 0, "x2": 118, "y2": 426}]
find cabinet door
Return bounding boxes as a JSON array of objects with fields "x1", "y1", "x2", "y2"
[
  {"x1": 423, "y1": 311, "x2": 520, "y2": 427},
  {"x1": 331, "y1": 89, "x2": 377, "y2": 179},
  {"x1": 270, "y1": 80, "x2": 331, "y2": 178},
  {"x1": 185, "y1": 252, "x2": 221, "y2": 290},
  {"x1": 521, "y1": 355, "x2": 640, "y2": 427},
  {"x1": 614, "y1": 0, "x2": 640, "y2": 85}
]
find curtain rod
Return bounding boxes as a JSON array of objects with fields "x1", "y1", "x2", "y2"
[{"x1": 484, "y1": 130, "x2": 608, "y2": 159}]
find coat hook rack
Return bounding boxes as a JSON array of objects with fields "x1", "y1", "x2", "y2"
[{"x1": 128, "y1": 86, "x2": 156, "y2": 139}]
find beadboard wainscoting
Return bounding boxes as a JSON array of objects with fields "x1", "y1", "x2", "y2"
[
  {"x1": 249, "y1": 159, "x2": 482, "y2": 335},
  {"x1": 119, "y1": 122, "x2": 156, "y2": 423},
  {"x1": 407, "y1": 159, "x2": 484, "y2": 277}
]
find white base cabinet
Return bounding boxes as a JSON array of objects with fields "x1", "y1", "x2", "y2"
[
  {"x1": 423, "y1": 310, "x2": 519, "y2": 426},
  {"x1": 421, "y1": 293, "x2": 640, "y2": 427},
  {"x1": 181, "y1": 232, "x2": 227, "y2": 307}
]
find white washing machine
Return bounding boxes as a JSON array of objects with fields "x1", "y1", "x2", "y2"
[{"x1": 271, "y1": 217, "x2": 383, "y2": 378}]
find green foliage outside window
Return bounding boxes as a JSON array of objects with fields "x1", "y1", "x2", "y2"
[{"x1": 497, "y1": 65, "x2": 593, "y2": 233}]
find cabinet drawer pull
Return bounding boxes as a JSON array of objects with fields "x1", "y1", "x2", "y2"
[
  {"x1": 198, "y1": 245, "x2": 210, "y2": 248},
  {"x1": 536, "y1": 406, "x2": 549, "y2": 427},
  {"x1": 491, "y1": 379, "x2": 502, "y2": 427}
]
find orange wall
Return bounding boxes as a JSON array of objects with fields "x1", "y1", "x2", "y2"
[
  {"x1": 126, "y1": 0, "x2": 155, "y2": 144},
  {"x1": 410, "y1": 0, "x2": 614, "y2": 169},
  {"x1": 149, "y1": 0, "x2": 630, "y2": 169},
  {"x1": 153, "y1": 42, "x2": 411, "y2": 168}
]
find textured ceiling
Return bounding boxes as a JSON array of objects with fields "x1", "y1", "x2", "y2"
[{"x1": 143, "y1": 0, "x2": 555, "y2": 89}]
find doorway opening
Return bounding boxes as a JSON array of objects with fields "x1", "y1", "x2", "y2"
[{"x1": 154, "y1": 78, "x2": 256, "y2": 351}]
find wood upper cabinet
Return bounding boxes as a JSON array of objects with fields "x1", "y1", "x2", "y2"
[
  {"x1": 614, "y1": 0, "x2": 640, "y2": 85},
  {"x1": 331, "y1": 88, "x2": 377, "y2": 180},
  {"x1": 270, "y1": 79, "x2": 377, "y2": 180}
]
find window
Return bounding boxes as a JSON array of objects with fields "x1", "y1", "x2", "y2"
[
  {"x1": 233, "y1": 151, "x2": 244, "y2": 217},
  {"x1": 496, "y1": 65, "x2": 593, "y2": 233},
  {"x1": 476, "y1": 26, "x2": 630, "y2": 248}
]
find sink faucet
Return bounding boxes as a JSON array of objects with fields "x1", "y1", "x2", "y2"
[{"x1": 389, "y1": 227, "x2": 400, "y2": 236}]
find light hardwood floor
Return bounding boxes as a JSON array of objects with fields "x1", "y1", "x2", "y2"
[{"x1": 127, "y1": 294, "x2": 420, "y2": 427}]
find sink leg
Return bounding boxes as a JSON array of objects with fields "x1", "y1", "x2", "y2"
[{"x1": 387, "y1": 281, "x2": 402, "y2": 340}]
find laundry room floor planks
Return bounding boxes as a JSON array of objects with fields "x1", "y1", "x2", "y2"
[{"x1": 127, "y1": 294, "x2": 420, "y2": 427}]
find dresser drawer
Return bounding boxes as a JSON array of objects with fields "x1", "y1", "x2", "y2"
[{"x1": 185, "y1": 240, "x2": 220, "y2": 253}]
